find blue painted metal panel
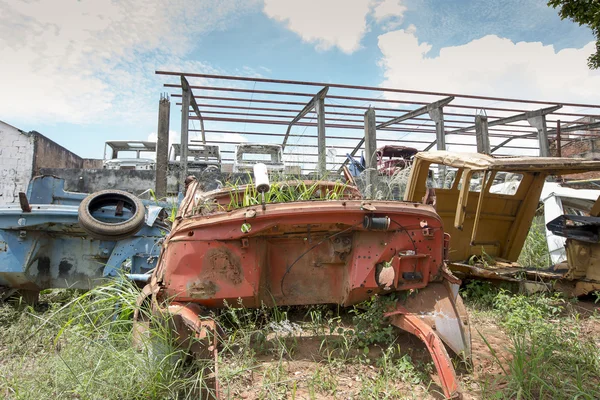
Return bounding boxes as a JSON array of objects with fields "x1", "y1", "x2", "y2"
[{"x1": 0, "y1": 176, "x2": 169, "y2": 291}]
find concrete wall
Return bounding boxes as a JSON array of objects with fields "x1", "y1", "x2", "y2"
[
  {"x1": 0, "y1": 121, "x2": 104, "y2": 203},
  {"x1": 0, "y1": 121, "x2": 34, "y2": 204},
  {"x1": 38, "y1": 168, "x2": 306, "y2": 196},
  {"x1": 82, "y1": 159, "x2": 104, "y2": 169},
  {"x1": 32, "y1": 132, "x2": 85, "y2": 174},
  {"x1": 39, "y1": 168, "x2": 246, "y2": 196}
]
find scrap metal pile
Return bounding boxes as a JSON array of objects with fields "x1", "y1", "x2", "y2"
[{"x1": 5, "y1": 150, "x2": 600, "y2": 399}]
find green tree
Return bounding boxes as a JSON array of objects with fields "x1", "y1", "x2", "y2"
[{"x1": 548, "y1": 0, "x2": 600, "y2": 69}]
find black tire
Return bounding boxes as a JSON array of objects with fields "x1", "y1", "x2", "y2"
[{"x1": 78, "y1": 189, "x2": 146, "y2": 241}]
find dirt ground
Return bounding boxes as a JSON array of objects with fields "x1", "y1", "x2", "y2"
[{"x1": 216, "y1": 302, "x2": 584, "y2": 400}]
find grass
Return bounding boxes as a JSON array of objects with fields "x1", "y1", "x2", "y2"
[
  {"x1": 518, "y1": 214, "x2": 552, "y2": 269},
  {"x1": 1, "y1": 278, "x2": 598, "y2": 399},
  {"x1": 192, "y1": 177, "x2": 351, "y2": 215},
  {"x1": 462, "y1": 281, "x2": 600, "y2": 400},
  {"x1": 0, "y1": 281, "x2": 216, "y2": 400}
]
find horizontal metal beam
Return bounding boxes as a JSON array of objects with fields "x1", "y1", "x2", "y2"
[
  {"x1": 376, "y1": 96, "x2": 454, "y2": 129},
  {"x1": 190, "y1": 102, "x2": 547, "y2": 129},
  {"x1": 157, "y1": 70, "x2": 600, "y2": 110},
  {"x1": 191, "y1": 129, "x2": 539, "y2": 149},
  {"x1": 451, "y1": 105, "x2": 563, "y2": 134},
  {"x1": 191, "y1": 110, "x2": 538, "y2": 137},
  {"x1": 547, "y1": 120, "x2": 600, "y2": 135},
  {"x1": 172, "y1": 94, "x2": 596, "y2": 120},
  {"x1": 191, "y1": 134, "x2": 539, "y2": 152}
]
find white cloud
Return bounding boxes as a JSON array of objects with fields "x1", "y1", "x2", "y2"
[
  {"x1": 377, "y1": 28, "x2": 600, "y2": 106},
  {"x1": 263, "y1": 0, "x2": 406, "y2": 54},
  {"x1": 372, "y1": 0, "x2": 406, "y2": 30},
  {"x1": 0, "y1": 0, "x2": 258, "y2": 125},
  {"x1": 376, "y1": 29, "x2": 600, "y2": 155},
  {"x1": 263, "y1": 0, "x2": 371, "y2": 53}
]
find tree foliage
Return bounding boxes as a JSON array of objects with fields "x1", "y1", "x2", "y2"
[{"x1": 548, "y1": 0, "x2": 600, "y2": 69}]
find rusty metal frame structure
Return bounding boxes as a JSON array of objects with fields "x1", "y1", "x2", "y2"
[{"x1": 158, "y1": 70, "x2": 600, "y2": 175}]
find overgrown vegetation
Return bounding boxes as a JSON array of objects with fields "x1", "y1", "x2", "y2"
[
  {"x1": 0, "y1": 281, "x2": 215, "y2": 400},
  {"x1": 0, "y1": 286, "x2": 435, "y2": 399},
  {"x1": 462, "y1": 281, "x2": 600, "y2": 399},
  {"x1": 192, "y1": 177, "x2": 353, "y2": 215},
  {"x1": 518, "y1": 214, "x2": 551, "y2": 269},
  {"x1": 1, "y1": 276, "x2": 599, "y2": 399}
]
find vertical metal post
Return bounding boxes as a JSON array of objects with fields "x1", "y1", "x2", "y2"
[
  {"x1": 527, "y1": 115, "x2": 550, "y2": 157},
  {"x1": 428, "y1": 107, "x2": 446, "y2": 185},
  {"x1": 475, "y1": 114, "x2": 490, "y2": 154},
  {"x1": 364, "y1": 108, "x2": 378, "y2": 199},
  {"x1": 156, "y1": 94, "x2": 170, "y2": 198},
  {"x1": 428, "y1": 107, "x2": 446, "y2": 151},
  {"x1": 180, "y1": 83, "x2": 190, "y2": 192},
  {"x1": 316, "y1": 97, "x2": 326, "y2": 176},
  {"x1": 556, "y1": 120, "x2": 562, "y2": 157}
]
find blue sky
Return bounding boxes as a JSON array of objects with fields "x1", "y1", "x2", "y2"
[{"x1": 0, "y1": 0, "x2": 597, "y2": 162}]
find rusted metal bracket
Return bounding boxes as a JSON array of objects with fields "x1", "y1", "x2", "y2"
[
  {"x1": 18, "y1": 192, "x2": 31, "y2": 213},
  {"x1": 167, "y1": 302, "x2": 220, "y2": 399},
  {"x1": 385, "y1": 305, "x2": 461, "y2": 399}
]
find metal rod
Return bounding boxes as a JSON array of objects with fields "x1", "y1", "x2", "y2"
[
  {"x1": 189, "y1": 108, "x2": 541, "y2": 134},
  {"x1": 172, "y1": 94, "x2": 598, "y2": 119},
  {"x1": 157, "y1": 71, "x2": 600, "y2": 110},
  {"x1": 190, "y1": 111, "x2": 538, "y2": 137},
  {"x1": 556, "y1": 120, "x2": 562, "y2": 157},
  {"x1": 179, "y1": 77, "x2": 190, "y2": 192},
  {"x1": 190, "y1": 138, "x2": 539, "y2": 150},
  {"x1": 187, "y1": 102, "x2": 600, "y2": 132},
  {"x1": 182, "y1": 78, "x2": 206, "y2": 145},
  {"x1": 450, "y1": 105, "x2": 562, "y2": 134},
  {"x1": 547, "y1": 120, "x2": 600, "y2": 135},
  {"x1": 190, "y1": 116, "x2": 549, "y2": 139},
  {"x1": 376, "y1": 96, "x2": 454, "y2": 129},
  {"x1": 283, "y1": 86, "x2": 328, "y2": 149}
]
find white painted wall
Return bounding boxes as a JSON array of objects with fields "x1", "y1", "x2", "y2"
[{"x1": 0, "y1": 120, "x2": 34, "y2": 204}]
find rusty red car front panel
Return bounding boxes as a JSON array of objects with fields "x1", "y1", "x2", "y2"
[
  {"x1": 157, "y1": 200, "x2": 444, "y2": 308},
  {"x1": 149, "y1": 180, "x2": 470, "y2": 398}
]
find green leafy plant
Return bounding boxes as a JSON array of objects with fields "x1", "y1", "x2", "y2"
[
  {"x1": 518, "y1": 214, "x2": 551, "y2": 269},
  {"x1": 349, "y1": 294, "x2": 398, "y2": 349}
]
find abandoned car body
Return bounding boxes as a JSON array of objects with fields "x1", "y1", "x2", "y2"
[
  {"x1": 404, "y1": 151, "x2": 600, "y2": 296},
  {"x1": 541, "y1": 182, "x2": 600, "y2": 264},
  {"x1": 377, "y1": 145, "x2": 418, "y2": 176},
  {"x1": 233, "y1": 143, "x2": 285, "y2": 173},
  {"x1": 140, "y1": 177, "x2": 471, "y2": 399},
  {"x1": 0, "y1": 176, "x2": 167, "y2": 299},
  {"x1": 170, "y1": 143, "x2": 222, "y2": 172},
  {"x1": 103, "y1": 140, "x2": 157, "y2": 170}
]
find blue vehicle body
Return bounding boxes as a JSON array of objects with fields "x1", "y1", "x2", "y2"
[{"x1": 0, "y1": 176, "x2": 168, "y2": 291}]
